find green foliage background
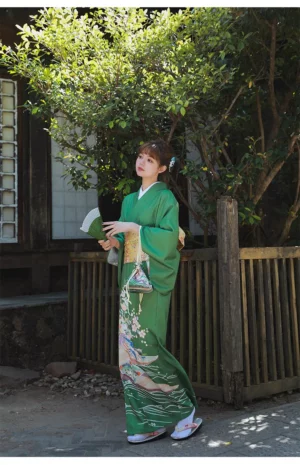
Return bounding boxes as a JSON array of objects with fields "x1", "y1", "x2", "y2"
[{"x1": 1, "y1": 7, "x2": 299, "y2": 245}]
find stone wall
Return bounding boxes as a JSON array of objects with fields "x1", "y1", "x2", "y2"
[{"x1": 0, "y1": 302, "x2": 68, "y2": 371}]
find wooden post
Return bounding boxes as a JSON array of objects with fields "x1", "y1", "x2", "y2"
[{"x1": 217, "y1": 196, "x2": 244, "y2": 407}]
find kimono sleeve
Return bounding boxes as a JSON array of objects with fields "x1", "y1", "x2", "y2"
[
  {"x1": 113, "y1": 196, "x2": 127, "y2": 246},
  {"x1": 112, "y1": 195, "x2": 128, "y2": 287},
  {"x1": 140, "y1": 192, "x2": 180, "y2": 295}
]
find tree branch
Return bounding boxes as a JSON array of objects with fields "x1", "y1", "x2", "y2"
[
  {"x1": 200, "y1": 136, "x2": 220, "y2": 180},
  {"x1": 256, "y1": 87, "x2": 265, "y2": 153},
  {"x1": 167, "y1": 113, "x2": 180, "y2": 144},
  {"x1": 169, "y1": 177, "x2": 206, "y2": 229},
  {"x1": 294, "y1": 143, "x2": 300, "y2": 205},
  {"x1": 215, "y1": 133, "x2": 233, "y2": 165},
  {"x1": 269, "y1": 20, "x2": 278, "y2": 120},
  {"x1": 266, "y1": 19, "x2": 280, "y2": 150},
  {"x1": 211, "y1": 85, "x2": 245, "y2": 137},
  {"x1": 277, "y1": 144, "x2": 300, "y2": 245},
  {"x1": 280, "y1": 63, "x2": 300, "y2": 114},
  {"x1": 187, "y1": 118, "x2": 213, "y2": 188},
  {"x1": 252, "y1": 134, "x2": 299, "y2": 206}
]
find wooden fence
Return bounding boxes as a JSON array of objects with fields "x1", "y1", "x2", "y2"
[
  {"x1": 67, "y1": 197, "x2": 300, "y2": 406},
  {"x1": 240, "y1": 248, "x2": 300, "y2": 400},
  {"x1": 67, "y1": 248, "x2": 223, "y2": 401}
]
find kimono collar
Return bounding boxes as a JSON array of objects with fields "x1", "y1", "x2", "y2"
[{"x1": 137, "y1": 181, "x2": 168, "y2": 200}]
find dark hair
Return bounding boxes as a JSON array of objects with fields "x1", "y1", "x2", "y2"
[{"x1": 137, "y1": 139, "x2": 176, "y2": 182}]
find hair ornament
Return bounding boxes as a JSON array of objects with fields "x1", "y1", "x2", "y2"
[{"x1": 169, "y1": 156, "x2": 176, "y2": 172}]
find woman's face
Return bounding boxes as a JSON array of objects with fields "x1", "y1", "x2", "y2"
[{"x1": 136, "y1": 152, "x2": 166, "y2": 180}]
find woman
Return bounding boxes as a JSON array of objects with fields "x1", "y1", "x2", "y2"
[{"x1": 99, "y1": 140, "x2": 202, "y2": 444}]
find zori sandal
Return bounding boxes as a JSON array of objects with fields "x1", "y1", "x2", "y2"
[
  {"x1": 127, "y1": 427, "x2": 167, "y2": 444},
  {"x1": 170, "y1": 418, "x2": 203, "y2": 441}
]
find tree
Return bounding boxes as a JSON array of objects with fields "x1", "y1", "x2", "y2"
[{"x1": 1, "y1": 7, "x2": 299, "y2": 245}]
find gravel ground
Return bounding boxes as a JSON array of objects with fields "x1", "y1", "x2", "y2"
[
  {"x1": 2, "y1": 366, "x2": 300, "y2": 420},
  {"x1": 32, "y1": 369, "x2": 124, "y2": 399}
]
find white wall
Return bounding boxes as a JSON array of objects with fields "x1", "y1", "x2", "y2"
[{"x1": 51, "y1": 138, "x2": 98, "y2": 240}]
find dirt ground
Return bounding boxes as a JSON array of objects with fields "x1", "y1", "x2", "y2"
[
  {"x1": 1, "y1": 383, "x2": 300, "y2": 457},
  {"x1": 2, "y1": 382, "x2": 300, "y2": 430}
]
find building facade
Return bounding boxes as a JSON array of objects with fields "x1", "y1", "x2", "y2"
[{"x1": 0, "y1": 8, "x2": 193, "y2": 298}]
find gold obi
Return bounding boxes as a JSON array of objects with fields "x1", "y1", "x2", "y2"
[
  {"x1": 124, "y1": 231, "x2": 149, "y2": 264},
  {"x1": 124, "y1": 227, "x2": 186, "y2": 264}
]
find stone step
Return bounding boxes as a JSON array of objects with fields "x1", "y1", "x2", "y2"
[{"x1": 0, "y1": 366, "x2": 40, "y2": 389}]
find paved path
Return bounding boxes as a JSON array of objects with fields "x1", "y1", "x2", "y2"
[{"x1": 1, "y1": 386, "x2": 300, "y2": 457}]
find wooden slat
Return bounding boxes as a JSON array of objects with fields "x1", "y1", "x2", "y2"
[
  {"x1": 104, "y1": 263, "x2": 110, "y2": 364},
  {"x1": 70, "y1": 251, "x2": 108, "y2": 260},
  {"x1": 264, "y1": 259, "x2": 277, "y2": 381},
  {"x1": 180, "y1": 248, "x2": 217, "y2": 262},
  {"x1": 85, "y1": 261, "x2": 92, "y2": 361},
  {"x1": 244, "y1": 376, "x2": 300, "y2": 402},
  {"x1": 179, "y1": 262, "x2": 187, "y2": 367},
  {"x1": 288, "y1": 259, "x2": 300, "y2": 376},
  {"x1": 72, "y1": 261, "x2": 79, "y2": 358},
  {"x1": 272, "y1": 259, "x2": 285, "y2": 379},
  {"x1": 110, "y1": 265, "x2": 117, "y2": 366},
  {"x1": 240, "y1": 247, "x2": 300, "y2": 260},
  {"x1": 191, "y1": 383, "x2": 223, "y2": 402},
  {"x1": 97, "y1": 262, "x2": 104, "y2": 363},
  {"x1": 212, "y1": 260, "x2": 219, "y2": 386},
  {"x1": 188, "y1": 261, "x2": 194, "y2": 380},
  {"x1": 171, "y1": 286, "x2": 177, "y2": 356},
  {"x1": 91, "y1": 261, "x2": 97, "y2": 362},
  {"x1": 247, "y1": 259, "x2": 260, "y2": 384},
  {"x1": 205, "y1": 261, "x2": 211, "y2": 385},
  {"x1": 296, "y1": 259, "x2": 300, "y2": 344},
  {"x1": 67, "y1": 260, "x2": 73, "y2": 357},
  {"x1": 196, "y1": 260, "x2": 202, "y2": 384},
  {"x1": 240, "y1": 260, "x2": 251, "y2": 387},
  {"x1": 70, "y1": 248, "x2": 218, "y2": 262},
  {"x1": 257, "y1": 259, "x2": 268, "y2": 383},
  {"x1": 280, "y1": 259, "x2": 293, "y2": 377},
  {"x1": 79, "y1": 261, "x2": 86, "y2": 358}
]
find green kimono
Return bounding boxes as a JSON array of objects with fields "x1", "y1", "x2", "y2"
[{"x1": 116, "y1": 182, "x2": 197, "y2": 435}]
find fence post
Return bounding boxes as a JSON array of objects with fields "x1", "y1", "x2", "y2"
[{"x1": 217, "y1": 196, "x2": 244, "y2": 407}]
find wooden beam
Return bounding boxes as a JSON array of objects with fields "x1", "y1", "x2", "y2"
[
  {"x1": 29, "y1": 113, "x2": 49, "y2": 250},
  {"x1": 0, "y1": 252, "x2": 69, "y2": 269},
  {"x1": 240, "y1": 247, "x2": 300, "y2": 260},
  {"x1": 69, "y1": 249, "x2": 218, "y2": 262},
  {"x1": 217, "y1": 196, "x2": 244, "y2": 407},
  {"x1": 244, "y1": 377, "x2": 300, "y2": 402}
]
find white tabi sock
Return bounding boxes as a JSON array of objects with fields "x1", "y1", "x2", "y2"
[{"x1": 171, "y1": 407, "x2": 196, "y2": 440}]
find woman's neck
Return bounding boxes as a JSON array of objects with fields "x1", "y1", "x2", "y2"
[{"x1": 142, "y1": 178, "x2": 159, "y2": 191}]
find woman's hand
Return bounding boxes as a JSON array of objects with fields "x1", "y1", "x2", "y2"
[
  {"x1": 102, "y1": 221, "x2": 139, "y2": 237},
  {"x1": 98, "y1": 236, "x2": 120, "y2": 251}
]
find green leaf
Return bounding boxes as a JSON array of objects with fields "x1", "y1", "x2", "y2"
[
  {"x1": 238, "y1": 40, "x2": 245, "y2": 52},
  {"x1": 180, "y1": 107, "x2": 186, "y2": 116}
]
